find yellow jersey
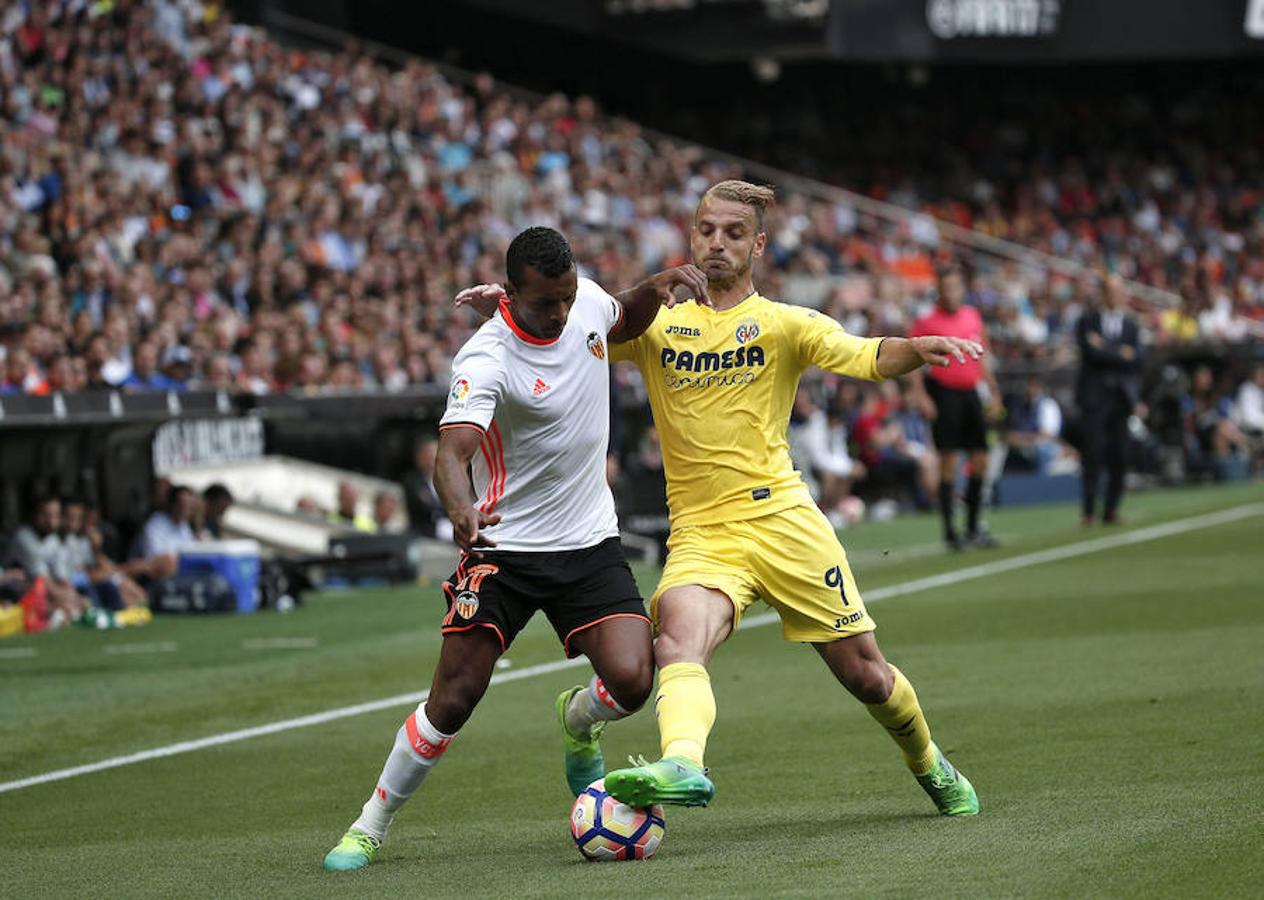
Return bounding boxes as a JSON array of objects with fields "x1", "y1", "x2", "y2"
[{"x1": 611, "y1": 292, "x2": 884, "y2": 529}]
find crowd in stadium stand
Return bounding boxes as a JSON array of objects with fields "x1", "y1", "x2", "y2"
[{"x1": 0, "y1": 0, "x2": 1261, "y2": 536}]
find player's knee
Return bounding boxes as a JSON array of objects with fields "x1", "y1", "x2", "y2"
[
  {"x1": 846, "y1": 660, "x2": 894, "y2": 704},
  {"x1": 654, "y1": 630, "x2": 707, "y2": 668},
  {"x1": 601, "y1": 658, "x2": 654, "y2": 712},
  {"x1": 426, "y1": 675, "x2": 487, "y2": 732}
]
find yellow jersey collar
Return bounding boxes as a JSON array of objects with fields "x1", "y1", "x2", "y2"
[{"x1": 707, "y1": 291, "x2": 761, "y2": 315}]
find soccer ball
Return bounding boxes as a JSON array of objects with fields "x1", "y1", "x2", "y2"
[{"x1": 569, "y1": 778, "x2": 665, "y2": 861}]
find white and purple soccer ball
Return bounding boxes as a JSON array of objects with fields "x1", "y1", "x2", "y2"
[{"x1": 569, "y1": 778, "x2": 665, "y2": 861}]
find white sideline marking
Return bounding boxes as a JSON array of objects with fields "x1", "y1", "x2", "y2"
[
  {"x1": 0, "y1": 647, "x2": 38, "y2": 660},
  {"x1": 2, "y1": 502, "x2": 1260, "y2": 796},
  {"x1": 242, "y1": 637, "x2": 319, "y2": 650},
  {"x1": 103, "y1": 642, "x2": 178, "y2": 655},
  {"x1": 738, "y1": 503, "x2": 1264, "y2": 630},
  {"x1": 0, "y1": 657, "x2": 585, "y2": 795}
]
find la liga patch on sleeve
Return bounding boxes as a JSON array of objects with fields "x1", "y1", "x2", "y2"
[{"x1": 449, "y1": 375, "x2": 472, "y2": 408}]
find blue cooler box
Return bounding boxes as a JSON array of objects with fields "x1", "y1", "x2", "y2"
[{"x1": 178, "y1": 540, "x2": 261, "y2": 613}]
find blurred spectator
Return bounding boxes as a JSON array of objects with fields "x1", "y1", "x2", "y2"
[
  {"x1": 1184, "y1": 366, "x2": 1248, "y2": 479},
  {"x1": 851, "y1": 382, "x2": 936, "y2": 510},
  {"x1": 614, "y1": 425, "x2": 670, "y2": 550},
  {"x1": 1234, "y1": 363, "x2": 1264, "y2": 470},
  {"x1": 135, "y1": 485, "x2": 197, "y2": 558},
  {"x1": 5, "y1": 496, "x2": 87, "y2": 626},
  {"x1": 1156, "y1": 295, "x2": 1201, "y2": 347},
  {"x1": 84, "y1": 501, "x2": 124, "y2": 564},
  {"x1": 1, "y1": 348, "x2": 47, "y2": 394},
  {"x1": 122, "y1": 342, "x2": 183, "y2": 392},
  {"x1": 296, "y1": 496, "x2": 325, "y2": 519},
  {"x1": 1233, "y1": 364, "x2": 1264, "y2": 438},
  {"x1": 372, "y1": 491, "x2": 400, "y2": 533},
  {"x1": 402, "y1": 439, "x2": 446, "y2": 538},
  {"x1": 1006, "y1": 376, "x2": 1070, "y2": 475},
  {"x1": 60, "y1": 498, "x2": 148, "y2": 610},
  {"x1": 329, "y1": 481, "x2": 375, "y2": 532},
  {"x1": 201, "y1": 483, "x2": 234, "y2": 539},
  {"x1": 789, "y1": 386, "x2": 867, "y2": 528}
]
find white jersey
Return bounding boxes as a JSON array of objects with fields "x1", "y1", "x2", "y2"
[{"x1": 439, "y1": 277, "x2": 625, "y2": 552}]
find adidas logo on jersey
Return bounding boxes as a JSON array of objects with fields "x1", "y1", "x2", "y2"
[{"x1": 532, "y1": 377, "x2": 551, "y2": 397}]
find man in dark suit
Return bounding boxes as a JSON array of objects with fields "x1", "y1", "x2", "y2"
[
  {"x1": 1076, "y1": 273, "x2": 1142, "y2": 525},
  {"x1": 401, "y1": 438, "x2": 446, "y2": 538}
]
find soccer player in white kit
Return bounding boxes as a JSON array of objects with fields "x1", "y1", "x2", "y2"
[{"x1": 324, "y1": 227, "x2": 708, "y2": 871}]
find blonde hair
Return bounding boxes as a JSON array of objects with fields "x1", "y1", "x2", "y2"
[{"x1": 702, "y1": 180, "x2": 776, "y2": 230}]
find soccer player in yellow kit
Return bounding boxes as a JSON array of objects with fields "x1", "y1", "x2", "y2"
[
  {"x1": 457, "y1": 181, "x2": 981, "y2": 816},
  {"x1": 599, "y1": 181, "x2": 982, "y2": 816}
]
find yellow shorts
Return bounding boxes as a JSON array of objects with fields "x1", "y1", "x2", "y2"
[{"x1": 651, "y1": 503, "x2": 874, "y2": 643}]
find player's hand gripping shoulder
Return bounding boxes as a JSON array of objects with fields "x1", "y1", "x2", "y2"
[
  {"x1": 454, "y1": 284, "x2": 506, "y2": 320},
  {"x1": 610, "y1": 264, "x2": 711, "y2": 343},
  {"x1": 645, "y1": 264, "x2": 711, "y2": 309}
]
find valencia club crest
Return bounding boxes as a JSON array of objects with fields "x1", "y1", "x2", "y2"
[{"x1": 586, "y1": 331, "x2": 606, "y2": 360}]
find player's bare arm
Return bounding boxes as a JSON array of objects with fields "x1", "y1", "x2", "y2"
[
  {"x1": 610, "y1": 265, "x2": 711, "y2": 343},
  {"x1": 875, "y1": 335, "x2": 984, "y2": 379},
  {"x1": 454, "y1": 266, "x2": 710, "y2": 343},
  {"x1": 434, "y1": 426, "x2": 502, "y2": 555}
]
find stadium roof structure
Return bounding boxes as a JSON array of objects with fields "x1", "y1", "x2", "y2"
[{"x1": 267, "y1": 0, "x2": 1264, "y2": 64}]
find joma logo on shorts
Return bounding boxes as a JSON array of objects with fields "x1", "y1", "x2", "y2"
[{"x1": 834, "y1": 610, "x2": 864, "y2": 629}]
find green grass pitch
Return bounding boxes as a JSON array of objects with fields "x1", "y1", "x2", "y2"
[{"x1": 3, "y1": 483, "x2": 1263, "y2": 898}]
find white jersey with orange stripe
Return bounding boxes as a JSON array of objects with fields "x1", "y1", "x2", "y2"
[{"x1": 438, "y1": 277, "x2": 624, "y2": 552}]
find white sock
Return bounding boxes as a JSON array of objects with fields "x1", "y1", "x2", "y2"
[
  {"x1": 351, "y1": 703, "x2": 455, "y2": 841},
  {"x1": 565, "y1": 674, "x2": 631, "y2": 739}
]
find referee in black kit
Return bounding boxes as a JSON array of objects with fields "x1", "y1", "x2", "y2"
[{"x1": 1076, "y1": 273, "x2": 1142, "y2": 526}]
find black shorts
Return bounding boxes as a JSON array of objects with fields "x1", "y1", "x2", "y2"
[
  {"x1": 927, "y1": 379, "x2": 988, "y2": 451},
  {"x1": 440, "y1": 536, "x2": 648, "y2": 658}
]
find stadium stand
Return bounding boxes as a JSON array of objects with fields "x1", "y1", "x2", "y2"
[{"x1": 1, "y1": 0, "x2": 1261, "y2": 566}]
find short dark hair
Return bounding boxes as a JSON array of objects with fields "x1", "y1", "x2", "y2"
[
  {"x1": 167, "y1": 485, "x2": 194, "y2": 510},
  {"x1": 203, "y1": 483, "x2": 233, "y2": 504},
  {"x1": 29, "y1": 494, "x2": 57, "y2": 517},
  {"x1": 505, "y1": 227, "x2": 574, "y2": 287}
]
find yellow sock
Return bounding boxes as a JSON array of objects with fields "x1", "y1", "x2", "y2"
[
  {"x1": 656, "y1": 662, "x2": 715, "y2": 766},
  {"x1": 865, "y1": 665, "x2": 936, "y2": 774}
]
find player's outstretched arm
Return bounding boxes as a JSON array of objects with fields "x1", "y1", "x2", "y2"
[
  {"x1": 434, "y1": 426, "x2": 502, "y2": 556},
  {"x1": 875, "y1": 335, "x2": 985, "y2": 379},
  {"x1": 610, "y1": 264, "x2": 711, "y2": 343}
]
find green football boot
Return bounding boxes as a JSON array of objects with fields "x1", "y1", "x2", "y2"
[
  {"x1": 556, "y1": 685, "x2": 606, "y2": 797},
  {"x1": 915, "y1": 743, "x2": 980, "y2": 816},
  {"x1": 323, "y1": 827, "x2": 381, "y2": 871},
  {"x1": 604, "y1": 755, "x2": 715, "y2": 808}
]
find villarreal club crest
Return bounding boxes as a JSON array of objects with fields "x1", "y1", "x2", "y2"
[{"x1": 735, "y1": 320, "x2": 760, "y2": 345}]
